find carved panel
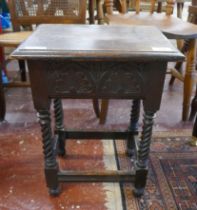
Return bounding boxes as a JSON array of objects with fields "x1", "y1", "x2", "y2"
[{"x1": 46, "y1": 61, "x2": 145, "y2": 98}]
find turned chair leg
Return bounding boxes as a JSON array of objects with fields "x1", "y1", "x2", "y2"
[
  {"x1": 18, "y1": 60, "x2": 27, "y2": 82},
  {"x1": 177, "y1": 2, "x2": 184, "y2": 19},
  {"x1": 99, "y1": 99, "x2": 109, "y2": 124},
  {"x1": 92, "y1": 99, "x2": 100, "y2": 118},
  {"x1": 157, "y1": 2, "x2": 162, "y2": 13},
  {"x1": 182, "y1": 39, "x2": 196, "y2": 121},
  {"x1": 89, "y1": 0, "x2": 95, "y2": 24},
  {"x1": 169, "y1": 61, "x2": 183, "y2": 86}
]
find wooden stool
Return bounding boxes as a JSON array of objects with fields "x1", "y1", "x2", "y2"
[{"x1": 12, "y1": 24, "x2": 184, "y2": 197}]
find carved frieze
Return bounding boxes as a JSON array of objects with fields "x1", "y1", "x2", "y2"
[{"x1": 46, "y1": 61, "x2": 144, "y2": 98}]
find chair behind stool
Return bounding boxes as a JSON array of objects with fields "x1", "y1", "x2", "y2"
[
  {"x1": 9, "y1": 0, "x2": 86, "y2": 31},
  {"x1": 8, "y1": 0, "x2": 86, "y2": 80},
  {"x1": 0, "y1": 0, "x2": 100, "y2": 121},
  {"x1": 97, "y1": 0, "x2": 197, "y2": 122}
]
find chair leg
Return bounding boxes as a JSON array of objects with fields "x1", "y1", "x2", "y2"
[
  {"x1": 97, "y1": 0, "x2": 105, "y2": 24},
  {"x1": 18, "y1": 60, "x2": 26, "y2": 82},
  {"x1": 177, "y1": 2, "x2": 184, "y2": 18},
  {"x1": 99, "y1": 99, "x2": 109, "y2": 124},
  {"x1": 0, "y1": 67, "x2": 6, "y2": 121},
  {"x1": 92, "y1": 99, "x2": 109, "y2": 124},
  {"x1": 89, "y1": 0, "x2": 95, "y2": 24},
  {"x1": 182, "y1": 39, "x2": 196, "y2": 121},
  {"x1": 189, "y1": 84, "x2": 197, "y2": 121},
  {"x1": 92, "y1": 99, "x2": 100, "y2": 118},
  {"x1": 169, "y1": 39, "x2": 188, "y2": 86},
  {"x1": 157, "y1": 2, "x2": 162, "y2": 13},
  {"x1": 169, "y1": 61, "x2": 183, "y2": 86}
]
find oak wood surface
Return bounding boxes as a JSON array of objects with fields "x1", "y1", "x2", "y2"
[{"x1": 11, "y1": 24, "x2": 184, "y2": 61}]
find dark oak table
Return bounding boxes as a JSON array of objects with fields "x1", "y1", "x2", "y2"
[{"x1": 12, "y1": 24, "x2": 184, "y2": 197}]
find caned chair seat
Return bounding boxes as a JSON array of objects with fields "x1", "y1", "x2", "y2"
[
  {"x1": 107, "y1": 12, "x2": 197, "y2": 39},
  {"x1": 0, "y1": 31, "x2": 32, "y2": 47}
]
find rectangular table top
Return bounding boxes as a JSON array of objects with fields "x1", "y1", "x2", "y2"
[{"x1": 12, "y1": 24, "x2": 184, "y2": 62}]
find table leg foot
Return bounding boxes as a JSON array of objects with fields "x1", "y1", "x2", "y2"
[
  {"x1": 133, "y1": 167, "x2": 148, "y2": 197},
  {"x1": 127, "y1": 100, "x2": 140, "y2": 157},
  {"x1": 49, "y1": 186, "x2": 61, "y2": 196},
  {"x1": 133, "y1": 187, "x2": 144, "y2": 197}
]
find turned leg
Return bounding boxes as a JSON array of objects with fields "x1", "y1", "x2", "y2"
[
  {"x1": 134, "y1": 111, "x2": 155, "y2": 197},
  {"x1": 89, "y1": 0, "x2": 95, "y2": 24},
  {"x1": 54, "y1": 98, "x2": 65, "y2": 157},
  {"x1": 97, "y1": 0, "x2": 106, "y2": 24},
  {"x1": 177, "y1": 2, "x2": 184, "y2": 18},
  {"x1": 37, "y1": 110, "x2": 60, "y2": 196},
  {"x1": 105, "y1": 0, "x2": 113, "y2": 14},
  {"x1": 127, "y1": 99, "x2": 140, "y2": 157},
  {"x1": 157, "y1": 2, "x2": 162, "y2": 13},
  {"x1": 18, "y1": 60, "x2": 26, "y2": 82},
  {"x1": 127, "y1": 0, "x2": 130, "y2": 8},
  {"x1": 182, "y1": 39, "x2": 196, "y2": 121}
]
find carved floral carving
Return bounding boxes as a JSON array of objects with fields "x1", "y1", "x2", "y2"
[{"x1": 47, "y1": 61, "x2": 144, "y2": 97}]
